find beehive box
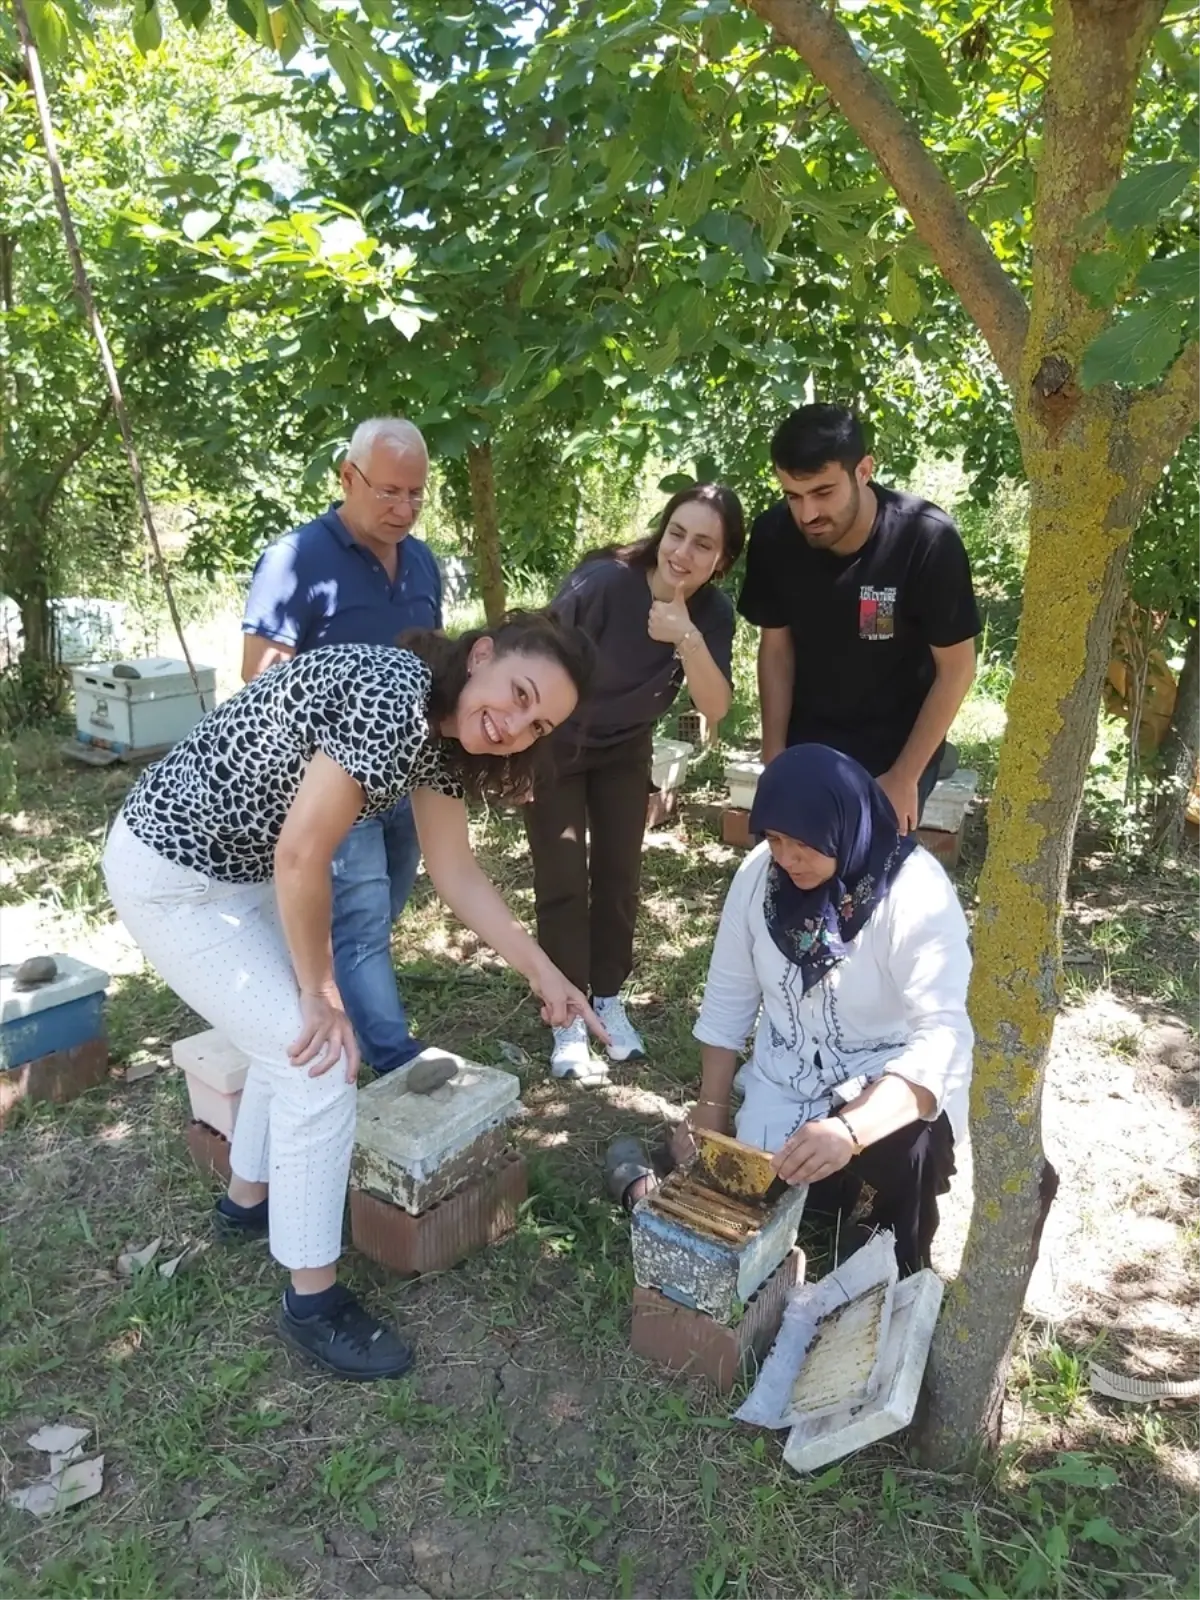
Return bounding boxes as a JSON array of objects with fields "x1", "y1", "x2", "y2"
[
  {"x1": 725, "y1": 756, "x2": 763, "y2": 812},
  {"x1": 631, "y1": 1170, "x2": 808, "y2": 1323},
  {"x1": 72, "y1": 656, "x2": 216, "y2": 755},
  {"x1": 1, "y1": 956, "x2": 110, "y2": 1127},
  {"x1": 651, "y1": 737, "x2": 694, "y2": 793},
  {"x1": 1, "y1": 956, "x2": 108, "y2": 1071},
  {"x1": 172, "y1": 1029, "x2": 249, "y2": 1141},
  {"x1": 351, "y1": 1049, "x2": 521, "y2": 1215}
]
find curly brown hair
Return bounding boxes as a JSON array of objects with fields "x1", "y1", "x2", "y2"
[{"x1": 399, "y1": 610, "x2": 596, "y2": 804}]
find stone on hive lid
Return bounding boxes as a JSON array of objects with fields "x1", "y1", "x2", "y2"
[{"x1": 352, "y1": 1048, "x2": 520, "y2": 1215}]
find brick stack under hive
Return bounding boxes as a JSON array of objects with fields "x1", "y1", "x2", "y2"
[{"x1": 630, "y1": 1130, "x2": 808, "y2": 1394}]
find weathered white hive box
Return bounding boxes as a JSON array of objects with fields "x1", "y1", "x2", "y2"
[
  {"x1": 725, "y1": 756, "x2": 763, "y2": 812},
  {"x1": 631, "y1": 1178, "x2": 808, "y2": 1323},
  {"x1": 651, "y1": 738, "x2": 695, "y2": 793},
  {"x1": 72, "y1": 656, "x2": 216, "y2": 754},
  {"x1": 172, "y1": 1029, "x2": 249, "y2": 1140},
  {"x1": 352, "y1": 1049, "x2": 521, "y2": 1215}
]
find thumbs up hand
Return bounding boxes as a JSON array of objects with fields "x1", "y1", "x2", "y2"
[{"x1": 648, "y1": 581, "x2": 693, "y2": 646}]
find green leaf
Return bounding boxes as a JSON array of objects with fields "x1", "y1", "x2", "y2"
[
  {"x1": 1080, "y1": 1516, "x2": 1131, "y2": 1549},
  {"x1": 887, "y1": 259, "x2": 921, "y2": 325},
  {"x1": 1105, "y1": 161, "x2": 1194, "y2": 234},
  {"x1": 225, "y1": 0, "x2": 258, "y2": 38},
  {"x1": 1136, "y1": 251, "x2": 1200, "y2": 303},
  {"x1": 132, "y1": 0, "x2": 163, "y2": 54},
  {"x1": 326, "y1": 42, "x2": 375, "y2": 110},
  {"x1": 1071, "y1": 248, "x2": 1132, "y2": 308},
  {"x1": 1081, "y1": 299, "x2": 1190, "y2": 389},
  {"x1": 27, "y1": 0, "x2": 74, "y2": 59},
  {"x1": 897, "y1": 23, "x2": 962, "y2": 119},
  {"x1": 939, "y1": 1575, "x2": 984, "y2": 1600},
  {"x1": 182, "y1": 208, "x2": 223, "y2": 241},
  {"x1": 1031, "y1": 1454, "x2": 1119, "y2": 1488}
]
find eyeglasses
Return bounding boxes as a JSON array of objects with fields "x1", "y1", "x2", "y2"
[{"x1": 348, "y1": 461, "x2": 425, "y2": 509}]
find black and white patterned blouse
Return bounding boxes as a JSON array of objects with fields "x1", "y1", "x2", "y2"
[{"x1": 120, "y1": 644, "x2": 461, "y2": 883}]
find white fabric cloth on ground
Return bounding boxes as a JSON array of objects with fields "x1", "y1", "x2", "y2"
[
  {"x1": 103, "y1": 815, "x2": 355, "y2": 1271},
  {"x1": 693, "y1": 842, "x2": 973, "y2": 1152}
]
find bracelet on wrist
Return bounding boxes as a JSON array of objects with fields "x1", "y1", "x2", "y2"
[{"x1": 828, "y1": 1109, "x2": 864, "y2": 1156}]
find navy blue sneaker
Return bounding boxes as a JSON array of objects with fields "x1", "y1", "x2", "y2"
[{"x1": 277, "y1": 1290, "x2": 415, "y2": 1381}]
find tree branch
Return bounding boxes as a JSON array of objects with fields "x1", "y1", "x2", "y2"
[
  {"x1": 1127, "y1": 338, "x2": 1200, "y2": 489},
  {"x1": 34, "y1": 395, "x2": 114, "y2": 522},
  {"x1": 12, "y1": 0, "x2": 210, "y2": 710},
  {"x1": 741, "y1": 0, "x2": 1030, "y2": 387}
]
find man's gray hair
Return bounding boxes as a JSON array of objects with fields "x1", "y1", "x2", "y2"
[{"x1": 345, "y1": 417, "x2": 428, "y2": 466}]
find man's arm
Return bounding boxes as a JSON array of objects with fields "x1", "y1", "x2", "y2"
[
  {"x1": 877, "y1": 638, "x2": 977, "y2": 832},
  {"x1": 757, "y1": 627, "x2": 796, "y2": 765},
  {"x1": 242, "y1": 635, "x2": 296, "y2": 682}
]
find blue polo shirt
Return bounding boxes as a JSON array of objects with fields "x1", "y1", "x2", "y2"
[{"x1": 242, "y1": 504, "x2": 443, "y2": 652}]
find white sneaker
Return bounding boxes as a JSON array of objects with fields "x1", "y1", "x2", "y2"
[
  {"x1": 550, "y1": 1016, "x2": 608, "y2": 1084},
  {"x1": 592, "y1": 995, "x2": 645, "y2": 1063}
]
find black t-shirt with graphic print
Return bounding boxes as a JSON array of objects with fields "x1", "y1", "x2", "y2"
[
  {"x1": 737, "y1": 483, "x2": 981, "y2": 776},
  {"x1": 121, "y1": 644, "x2": 462, "y2": 884}
]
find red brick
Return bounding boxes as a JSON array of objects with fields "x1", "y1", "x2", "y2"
[
  {"x1": 631, "y1": 1248, "x2": 804, "y2": 1394},
  {"x1": 0, "y1": 1036, "x2": 109, "y2": 1129},
  {"x1": 186, "y1": 1118, "x2": 233, "y2": 1182},
  {"x1": 721, "y1": 807, "x2": 753, "y2": 849},
  {"x1": 350, "y1": 1151, "x2": 527, "y2": 1276}
]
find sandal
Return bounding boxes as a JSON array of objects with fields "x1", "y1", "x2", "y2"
[{"x1": 604, "y1": 1136, "x2": 659, "y2": 1211}]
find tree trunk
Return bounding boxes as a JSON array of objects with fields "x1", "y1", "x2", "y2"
[
  {"x1": 466, "y1": 439, "x2": 507, "y2": 623},
  {"x1": 1150, "y1": 616, "x2": 1199, "y2": 861},
  {"x1": 914, "y1": 418, "x2": 1139, "y2": 1459}
]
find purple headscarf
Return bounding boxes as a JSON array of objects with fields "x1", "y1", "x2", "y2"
[{"x1": 748, "y1": 744, "x2": 916, "y2": 994}]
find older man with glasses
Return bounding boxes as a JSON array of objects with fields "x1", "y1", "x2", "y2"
[{"x1": 241, "y1": 417, "x2": 442, "y2": 1076}]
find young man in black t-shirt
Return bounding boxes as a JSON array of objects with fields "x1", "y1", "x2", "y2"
[{"x1": 738, "y1": 404, "x2": 980, "y2": 832}]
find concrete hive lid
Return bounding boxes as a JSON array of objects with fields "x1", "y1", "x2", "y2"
[
  {"x1": 1, "y1": 955, "x2": 109, "y2": 1024},
  {"x1": 171, "y1": 1028, "x2": 249, "y2": 1094},
  {"x1": 354, "y1": 1048, "x2": 520, "y2": 1180}
]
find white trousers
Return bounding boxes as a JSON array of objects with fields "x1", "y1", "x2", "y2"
[{"x1": 103, "y1": 815, "x2": 355, "y2": 1271}]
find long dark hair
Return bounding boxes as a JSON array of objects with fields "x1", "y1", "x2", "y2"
[
  {"x1": 581, "y1": 483, "x2": 746, "y2": 580},
  {"x1": 400, "y1": 610, "x2": 596, "y2": 803}
]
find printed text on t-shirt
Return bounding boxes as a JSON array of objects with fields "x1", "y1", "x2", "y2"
[{"x1": 858, "y1": 585, "x2": 897, "y2": 640}]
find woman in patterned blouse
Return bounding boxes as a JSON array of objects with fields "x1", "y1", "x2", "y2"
[{"x1": 104, "y1": 612, "x2": 602, "y2": 1381}]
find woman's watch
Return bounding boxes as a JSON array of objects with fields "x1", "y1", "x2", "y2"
[{"x1": 829, "y1": 1109, "x2": 864, "y2": 1156}]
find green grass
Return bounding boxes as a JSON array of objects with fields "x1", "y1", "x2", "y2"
[{"x1": 3, "y1": 580, "x2": 1197, "y2": 1598}]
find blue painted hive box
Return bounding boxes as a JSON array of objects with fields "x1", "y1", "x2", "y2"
[
  {"x1": 631, "y1": 1169, "x2": 808, "y2": 1324},
  {"x1": 1, "y1": 955, "x2": 109, "y2": 1071}
]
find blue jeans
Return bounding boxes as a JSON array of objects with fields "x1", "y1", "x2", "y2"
[{"x1": 331, "y1": 797, "x2": 422, "y2": 1075}]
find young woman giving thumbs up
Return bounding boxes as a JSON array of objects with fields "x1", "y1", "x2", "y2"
[{"x1": 524, "y1": 485, "x2": 745, "y2": 1081}]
